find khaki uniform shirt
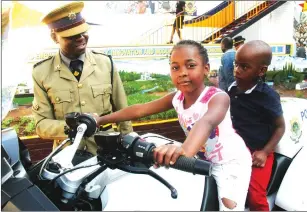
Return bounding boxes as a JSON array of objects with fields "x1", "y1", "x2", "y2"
[{"x1": 32, "y1": 50, "x2": 133, "y2": 154}]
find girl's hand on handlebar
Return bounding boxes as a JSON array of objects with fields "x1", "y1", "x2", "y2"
[{"x1": 153, "y1": 144, "x2": 186, "y2": 167}]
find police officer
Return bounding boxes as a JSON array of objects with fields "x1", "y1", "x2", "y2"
[
  {"x1": 32, "y1": 2, "x2": 133, "y2": 155},
  {"x1": 233, "y1": 35, "x2": 246, "y2": 51}
]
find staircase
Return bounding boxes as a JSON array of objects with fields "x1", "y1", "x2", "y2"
[
  {"x1": 201, "y1": 1, "x2": 287, "y2": 43},
  {"x1": 132, "y1": 1, "x2": 230, "y2": 45},
  {"x1": 134, "y1": 1, "x2": 287, "y2": 45},
  {"x1": 184, "y1": 1, "x2": 230, "y2": 25}
]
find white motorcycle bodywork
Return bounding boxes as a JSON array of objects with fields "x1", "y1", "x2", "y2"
[
  {"x1": 273, "y1": 98, "x2": 307, "y2": 210},
  {"x1": 103, "y1": 97, "x2": 307, "y2": 211}
]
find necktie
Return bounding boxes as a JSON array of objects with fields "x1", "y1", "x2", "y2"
[{"x1": 70, "y1": 60, "x2": 83, "y2": 81}]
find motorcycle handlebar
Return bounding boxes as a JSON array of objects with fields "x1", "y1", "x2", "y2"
[
  {"x1": 169, "y1": 156, "x2": 212, "y2": 176},
  {"x1": 63, "y1": 113, "x2": 212, "y2": 177},
  {"x1": 121, "y1": 132, "x2": 212, "y2": 176},
  {"x1": 58, "y1": 114, "x2": 212, "y2": 201}
]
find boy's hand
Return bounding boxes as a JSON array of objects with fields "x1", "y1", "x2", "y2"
[
  {"x1": 252, "y1": 150, "x2": 268, "y2": 167},
  {"x1": 153, "y1": 144, "x2": 186, "y2": 167}
]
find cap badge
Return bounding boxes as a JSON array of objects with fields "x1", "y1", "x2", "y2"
[{"x1": 68, "y1": 11, "x2": 77, "y2": 20}]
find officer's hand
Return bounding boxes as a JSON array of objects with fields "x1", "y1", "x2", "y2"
[
  {"x1": 252, "y1": 150, "x2": 268, "y2": 167},
  {"x1": 153, "y1": 144, "x2": 185, "y2": 168},
  {"x1": 85, "y1": 113, "x2": 99, "y2": 126}
]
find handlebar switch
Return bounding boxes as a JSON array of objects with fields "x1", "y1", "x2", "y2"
[
  {"x1": 94, "y1": 131, "x2": 121, "y2": 153},
  {"x1": 122, "y1": 133, "x2": 156, "y2": 165}
]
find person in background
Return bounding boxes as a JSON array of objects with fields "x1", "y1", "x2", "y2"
[
  {"x1": 228, "y1": 40, "x2": 285, "y2": 211},
  {"x1": 208, "y1": 69, "x2": 219, "y2": 87},
  {"x1": 31, "y1": 2, "x2": 133, "y2": 155},
  {"x1": 136, "y1": 1, "x2": 147, "y2": 14},
  {"x1": 218, "y1": 37, "x2": 236, "y2": 91},
  {"x1": 296, "y1": 42, "x2": 306, "y2": 59},
  {"x1": 148, "y1": 0, "x2": 155, "y2": 14},
  {"x1": 233, "y1": 35, "x2": 246, "y2": 51},
  {"x1": 167, "y1": 1, "x2": 186, "y2": 44}
]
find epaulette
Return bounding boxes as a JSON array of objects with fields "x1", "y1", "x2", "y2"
[{"x1": 33, "y1": 56, "x2": 53, "y2": 68}]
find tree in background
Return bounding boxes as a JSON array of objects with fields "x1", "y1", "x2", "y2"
[{"x1": 294, "y1": 12, "x2": 307, "y2": 46}]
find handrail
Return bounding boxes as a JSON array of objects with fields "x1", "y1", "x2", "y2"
[
  {"x1": 132, "y1": 22, "x2": 168, "y2": 45},
  {"x1": 185, "y1": 1, "x2": 230, "y2": 25},
  {"x1": 131, "y1": 1, "x2": 233, "y2": 45},
  {"x1": 133, "y1": 21, "x2": 166, "y2": 44},
  {"x1": 133, "y1": 1, "x2": 235, "y2": 44},
  {"x1": 246, "y1": 1, "x2": 270, "y2": 19},
  {"x1": 132, "y1": 1, "x2": 278, "y2": 45},
  {"x1": 185, "y1": 1, "x2": 234, "y2": 28}
]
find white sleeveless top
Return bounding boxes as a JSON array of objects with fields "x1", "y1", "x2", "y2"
[{"x1": 172, "y1": 86, "x2": 251, "y2": 164}]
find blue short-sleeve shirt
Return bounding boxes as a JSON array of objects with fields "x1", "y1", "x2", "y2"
[{"x1": 228, "y1": 81, "x2": 283, "y2": 151}]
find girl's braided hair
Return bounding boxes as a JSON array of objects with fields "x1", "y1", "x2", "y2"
[{"x1": 170, "y1": 40, "x2": 209, "y2": 65}]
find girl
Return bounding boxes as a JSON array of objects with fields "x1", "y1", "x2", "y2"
[{"x1": 96, "y1": 40, "x2": 252, "y2": 210}]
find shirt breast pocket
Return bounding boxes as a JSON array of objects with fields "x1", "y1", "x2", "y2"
[
  {"x1": 91, "y1": 84, "x2": 112, "y2": 114},
  {"x1": 49, "y1": 90, "x2": 72, "y2": 119}
]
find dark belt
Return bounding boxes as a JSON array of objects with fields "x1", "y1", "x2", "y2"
[{"x1": 99, "y1": 123, "x2": 113, "y2": 131}]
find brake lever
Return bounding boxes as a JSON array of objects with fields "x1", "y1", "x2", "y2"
[
  {"x1": 116, "y1": 163, "x2": 178, "y2": 199},
  {"x1": 97, "y1": 149, "x2": 178, "y2": 199}
]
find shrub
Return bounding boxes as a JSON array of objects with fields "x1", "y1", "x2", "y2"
[
  {"x1": 154, "y1": 80, "x2": 174, "y2": 92},
  {"x1": 295, "y1": 91, "x2": 304, "y2": 98},
  {"x1": 124, "y1": 78, "x2": 174, "y2": 95},
  {"x1": 119, "y1": 71, "x2": 141, "y2": 82},
  {"x1": 292, "y1": 72, "x2": 305, "y2": 83},
  {"x1": 151, "y1": 73, "x2": 170, "y2": 80},
  {"x1": 265, "y1": 71, "x2": 276, "y2": 82},
  {"x1": 127, "y1": 93, "x2": 160, "y2": 105},
  {"x1": 13, "y1": 125, "x2": 19, "y2": 134},
  {"x1": 19, "y1": 116, "x2": 31, "y2": 125},
  {"x1": 24, "y1": 119, "x2": 36, "y2": 134},
  {"x1": 2, "y1": 117, "x2": 14, "y2": 128},
  {"x1": 269, "y1": 63, "x2": 305, "y2": 90}
]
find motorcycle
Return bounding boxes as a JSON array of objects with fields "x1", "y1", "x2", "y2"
[
  {"x1": 1, "y1": 112, "x2": 212, "y2": 211},
  {"x1": 1, "y1": 97, "x2": 307, "y2": 211}
]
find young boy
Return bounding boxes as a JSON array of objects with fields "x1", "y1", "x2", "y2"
[{"x1": 228, "y1": 40, "x2": 286, "y2": 211}]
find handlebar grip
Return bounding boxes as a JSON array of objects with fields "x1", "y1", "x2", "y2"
[{"x1": 170, "y1": 156, "x2": 212, "y2": 176}]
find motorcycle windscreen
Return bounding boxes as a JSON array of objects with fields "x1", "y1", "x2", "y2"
[{"x1": 1, "y1": 157, "x2": 14, "y2": 185}]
